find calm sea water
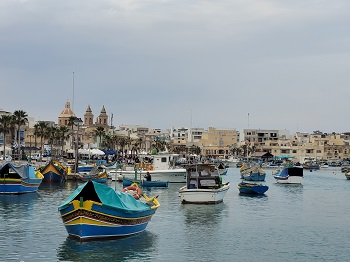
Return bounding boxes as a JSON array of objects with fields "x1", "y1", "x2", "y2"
[{"x1": 0, "y1": 167, "x2": 349, "y2": 262}]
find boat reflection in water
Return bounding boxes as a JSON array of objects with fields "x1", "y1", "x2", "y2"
[
  {"x1": 57, "y1": 231, "x2": 158, "y2": 261},
  {"x1": 181, "y1": 202, "x2": 226, "y2": 227}
]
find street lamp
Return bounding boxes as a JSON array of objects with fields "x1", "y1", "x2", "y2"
[{"x1": 73, "y1": 118, "x2": 83, "y2": 174}]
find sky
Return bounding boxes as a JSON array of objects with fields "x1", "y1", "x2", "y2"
[{"x1": 1, "y1": 0, "x2": 350, "y2": 134}]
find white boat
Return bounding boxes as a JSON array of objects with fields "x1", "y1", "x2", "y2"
[
  {"x1": 115, "y1": 154, "x2": 187, "y2": 183},
  {"x1": 221, "y1": 156, "x2": 239, "y2": 167},
  {"x1": 178, "y1": 163, "x2": 230, "y2": 204},
  {"x1": 273, "y1": 166, "x2": 303, "y2": 184}
]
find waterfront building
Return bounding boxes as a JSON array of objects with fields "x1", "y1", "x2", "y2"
[{"x1": 198, "y1": 127, "x2": 239, "y2": 157}]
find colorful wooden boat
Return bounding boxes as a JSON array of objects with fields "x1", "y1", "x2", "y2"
[
  {"x1": 240, "y1": 163, "x2": 266, "y2": 181},
  {"x1": 0, "y1": 163, "x2": 43, "y2": 194},
  {"x1": 122, "y1": 177, "x2": 169, "y2": 188},
  {"x1": 39, "y1": 160, "x2": 67, "y2": 183},
  {"x1": 77, "y1": 166, "x2": 108, "y2": 183},
  {"x1": 58, "y1": 181, "x2": 160, "y2": 241},
  {"x1": 238, "y1": 181, "x2": 269, "y2": 194}
]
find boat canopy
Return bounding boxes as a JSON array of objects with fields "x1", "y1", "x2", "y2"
[
  {"x1": 279, "y1": 167, "x2": 303, "y2": 177},
  {"x1": 0, "y1": 163, "x2": 39, "y2": 179},
  {"x1": 58, "y1": 181, "x2": 151, "y2": 213}
]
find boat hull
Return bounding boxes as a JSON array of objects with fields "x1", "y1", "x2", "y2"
[
  {"x1": 238, "y1": 183, "x2": 269, "y2": 194},
  {"x1": 42, "y1": 171, "x2": 65, "y2": 183},
  {"x1": 274, "y1": 176, "x2": 303, "y2": 184},
  {"x1": 59, "y1": 201, "x2": 157, "y2": 241},
  {"x1": 178, "y1": 184, "x2": 230, "y2": 204},
  {"x1": 0, "y1": 179, "x2": 42, "y2": 194}
]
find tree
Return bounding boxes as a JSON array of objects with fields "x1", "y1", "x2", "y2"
[
  {"x1": 46, "y1": 126, "x2": 59, "y2": 157},
  {"x1": 13, "y1": 110, "x2": 28, "y2": 157},
  {"x1": 94, "y1": 126, "x2": 105, "y2": 147},
  {"x1": 57, "y1": 126, "x2": 70, "y2": 156},
  {"x1": 34, "y1": 121, "x2": 49, "y2": 160},
  {"x1": 0, "y1": 115, "x2": 12, "y2": 157},
  {"x1": 117, "y1": 137, "x2": 128, "y2": 157},
  {"x1": 133, "y1": 137, "x2": 145, "y2": 154}
]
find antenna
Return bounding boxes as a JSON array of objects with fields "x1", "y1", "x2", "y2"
[
  {"x1": 72, "y1": 71, "x2": 75, "y2": 112},
  {"x1": 248, "y1": 112, "x2": 250, "y2": 129}
]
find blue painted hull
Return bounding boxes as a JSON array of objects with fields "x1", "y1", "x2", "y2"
[
  {"x1": 0, "y1": 179, "x2": 42, "y2": 194},
  {"x1": 238, "y1": 183, "x2": 269, "y2": 194},
  {"x1": 64, "y1": 222, "x2": 149, "y2": 240},
  {"x1": 43, "y1": 171, "x2": 65, "y2": 183}
]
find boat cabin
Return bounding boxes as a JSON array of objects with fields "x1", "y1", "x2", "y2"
[{"x1": 185, "y1": 164, "x2": 221, "y2": 189}]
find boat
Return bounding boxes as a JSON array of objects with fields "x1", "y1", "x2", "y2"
[
  {"x1": 39, "y1": 160, "x2": 67, "y2": 183},
  {"x1": 341, "y1": 166, "x2": 350, "y2": 173},
  {"x1": 221, "y1": 156, "x2": 239, "y2": 167},
  {"x1": 240, "y1": 163, "x2": 266, "y2": 181},
  {"x1": 178, "y1": 163, "x2": 230, "y2": 204},
  {"x1": 302, "y1": 160, "x2": 320, "y2": 170},
  {"x1": 0, "y1": 163, "x2": 43, "y2": 194},
  {"x1": 117, "y1": 154, "x2": 187, "y2": 183},
  {"x1": 122, "y1": 177, "x2": 169, "y2": 188},
  {"x1": 238, "y1": 181, "x2": 269, "y2": 195},
  {"x1": 345, "y1": 172, "x2": 350, "y2": 180},
  {"x1": 77, "y1": 166, "x2": 108, "y2": 183},
  {"x1": 273, "y1": 165, "x2": 303, "y2": 184},
  {"x1": 216, "y1": 162, "x2": 228, "y2": 175},
  {"x1": 58, "y1": 180, "x2": 160, "y2": 241}
]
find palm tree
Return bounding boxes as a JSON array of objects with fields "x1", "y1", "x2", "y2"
[
  {"x1": 0, "y1": 115, "x2": 12, "y2": 158},
  {"x1": 94, "y1": 126, "x2": 105, "y2": 147},
  {"x1": 67, "y1": 116, "x2": 78, "y2": 149},
  {"x1": 34, "y1": 121, "x2": 49, "y2": 160},
  {"x1": 118, "y1": 137, "x2": 128, "y2": 157},
  {"x1": 57, "y1": 126, "x2": 70, "y2": 156},
  {"x1": 133, "y1": 137, "x2": 145, "y2": 154},
  {"x1": 13, "y1": 110, "x2": 28, "y2": 158},
  {"x1": 152, "y1": 136, "x2": 167, "y2": 153},
  {"x1": 46, "y1": 126, "x2": 59, "y2": 157}
]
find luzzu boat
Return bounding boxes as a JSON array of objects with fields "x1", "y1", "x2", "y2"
[
  {"x1": 0, "y1": 163, "x2": 43, "y2": 194},
  {"x1": 40, "y1": 160, "x2": 67, "y2": 183},
  {"x1": 240, "y1": 163, "x2": 266, "y2": 181},
  {"x1": 58, "y1": 181, "x2": 160, "y2": 241},
  {"x1": 77, "y1": 166, "x2": 108, "y2": 183}
]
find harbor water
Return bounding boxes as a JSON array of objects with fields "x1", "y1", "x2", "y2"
[{"x1": 1, "y1": 167, "x2": 350, "y2": 261}]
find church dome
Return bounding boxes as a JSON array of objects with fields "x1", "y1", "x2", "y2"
[{"x1": 59, "y1": 101, "x2": 75, "y2": 118}]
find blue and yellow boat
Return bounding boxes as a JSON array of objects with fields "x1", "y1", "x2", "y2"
[
  {"x1": 58, "y1": 181, "x2": 160, "y2": 241},
  {"x1": 0, "y1": 163, "x2": 43, "y2": 194},
  {"x1": 40, "y1": 160, "x2": 67, "y2": 183}
]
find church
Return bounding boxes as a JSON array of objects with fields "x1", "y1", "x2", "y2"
[{"x1": 57, "y1": 101, "x2": 110, "y2": 128}]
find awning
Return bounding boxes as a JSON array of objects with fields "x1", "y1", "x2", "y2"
[
  {"x1": 102, "y1": 149, "x2": 117, "y2": 155},
  {"x1": 20, "y1": 146, "x2": 40, "y2": 151}
]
